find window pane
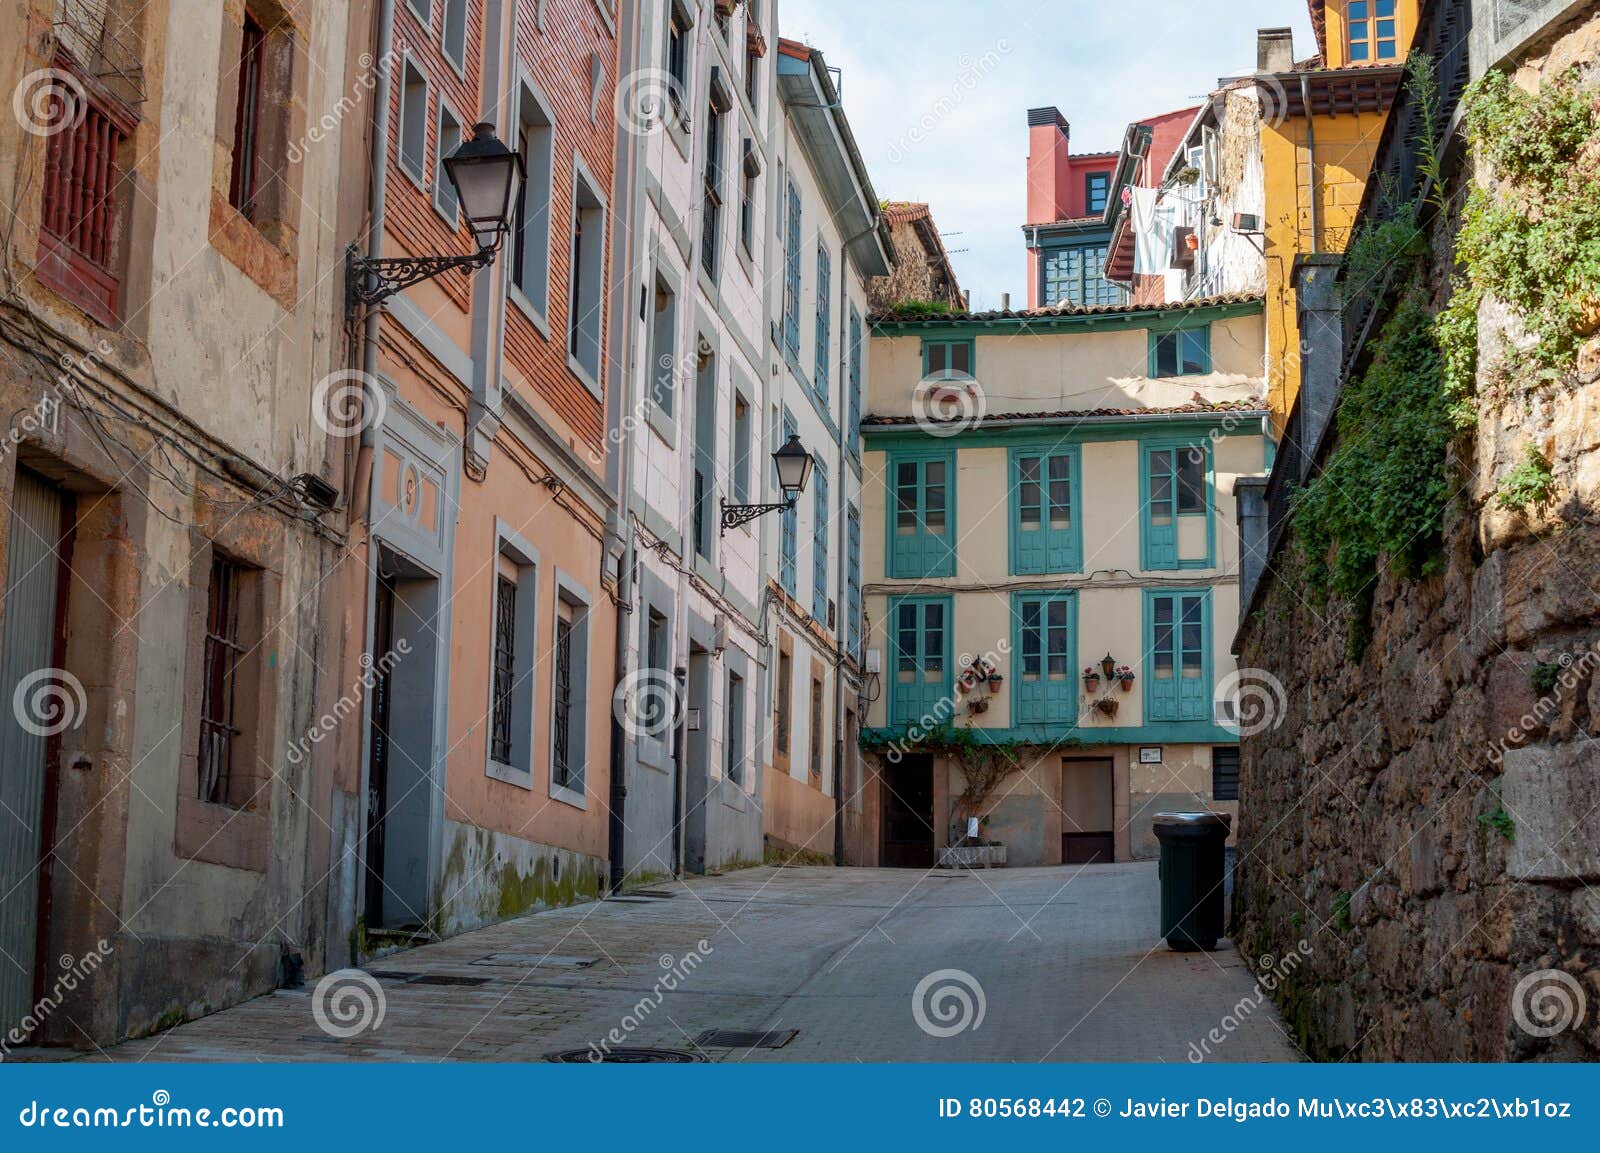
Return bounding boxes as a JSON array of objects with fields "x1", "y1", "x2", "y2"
[
  {"x1": 1376, "y1": 0, "x2": 1394, "y2": 14},
  {"x1": 1181, "y1": 330, "x2": 1207, "y2": 373},
  {"x1": 1177, "y1": 449, "x2": 1205, "y2": 513},
  {"x1": 1022, "y1": 603, "x2": 1041, "y2": 678},
  {"x1": 927, "y1": 343, "x2": 947, "y2": 374},
  {"x1": 1048, "y1": 455, "x2": 1071, "y2": 528},
  {"x1": 950, "y1": 343, "x2": 971, "y2": 376},
  {"x1": 1350, "y1": 20, "x2": 1367, "y2": 40},
  {"x1": 896, "y1": 463, "x2": 918, "y2": 532},
  {"x1": 1182, "y1": 597, "x2": 1203, "y2": 675},
  {"x1": 1150, "y1": 450, "x2": 1174, "y2": 521},
  {"x1": 1377, "y1": 39, "x2": 1395, "y2": 57},
  {"x1": 1350, "y1": 40, "x2": 1369, "y2": 60},
  {"x1": 1018, "y1": 457, "x2": 1041, "y2": 528},
  {"x1": 1153, "y1": 598, "x2": 1174, "y2": 677},
  {"x1": 1155, "y1": 334, "x2": 1178, "y2": 377},
  {"x1": 1350, "y1": 0, "x2": 1367, "y2": 17}
]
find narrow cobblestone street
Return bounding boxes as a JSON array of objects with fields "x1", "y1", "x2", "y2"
[{"x1": 99, "y1": 864, "x2": 1301, "y2": 1063}]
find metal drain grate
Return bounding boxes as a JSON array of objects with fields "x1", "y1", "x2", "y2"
[
  {"x1": 547, "y1": 1047, "x2": 705, "y2": 1063},
  {"x1": 403, "y1": 973, "x2": 493, "y2": 987},
  {"x1": 366, "y1": 970, "x2": 422, "y2": 981},
  {"x1": 695, "y1": 1028, "x2": 797, "y2": 1050}
]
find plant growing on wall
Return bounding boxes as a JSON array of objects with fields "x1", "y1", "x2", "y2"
[{"x1": 1496, "y1": 445, "x2": 1556, "y2": 512}]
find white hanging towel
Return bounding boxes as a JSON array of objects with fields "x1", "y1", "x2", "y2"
[{"x1": 1131, "y1": 186, "x2": 1163, "y2": 275}]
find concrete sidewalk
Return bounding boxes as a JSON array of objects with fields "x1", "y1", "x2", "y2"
[{"x1": 93, "y1": 863, "x2": 1304, "y2": 1063}]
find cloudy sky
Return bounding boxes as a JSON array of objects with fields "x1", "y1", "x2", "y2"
[{"x1": 778, "y1": 0, "x2": 1315, "y2": 311}]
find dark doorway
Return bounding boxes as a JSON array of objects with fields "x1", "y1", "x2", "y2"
[
  {"x1": 362, "y1": 548, "x2": 440, "y2": 930},
  {"x1": 363, "y1": 572, "x2": 395, "y2": 929},
  {"x1": 880, "y1": 754, "x2": 934, "y2": 868},
  {"x1": 1062, "y1": 757, "x2": 1116, "y2": 864},
  {"x1": 682, "y1": 646, "x2": 712, "y2": 874},
  {"x1": 0, "y1": 469, "x2": 70, "y2": 1035}
]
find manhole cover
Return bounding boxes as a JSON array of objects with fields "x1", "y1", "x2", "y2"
[
  {"x1": 547, "y1": 1047, "x2": 705, "y2": 1063},
  {"x1": 695, "y1": 1028, "x2": 797, "y2": 1050}
]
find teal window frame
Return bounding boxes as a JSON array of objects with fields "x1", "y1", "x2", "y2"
[
  {"x1": 921, "y1": 337, "x2": 974, "y2": 379},
  {"x1": 811, "y1": 460, "x2": 829, "y2": 622},
  {"x1": 1143, "y1": 588, "x2": 1211, "y2": 723},
  {"x1": 887, "y1": 448, "x2": 956, "y2": 579},
  {"x1": 779, "y1": 410, "x2": 798, "y2": 594},
  {"x1": 1008, "y1": 445, "x2": 1082, "y2": 575},
  {"x1": 814, "y1": 243, "x2": 831, "y2": 401},
  {"x1": 1148, "y1": 325, "x2": 1212, "y2": 377},
  {"x1": 1010, "y1": 590, "x2": 1077, "y2": 728},
  {"x1": 847, "y1": 307, "x2": 863, "y2": 454},
  {"x1": 889, "y1": 595, "x2": 952, "y2": 728},
  {"x1": 1140, "y1": 438, "x2": 1214, "y2": 571}
]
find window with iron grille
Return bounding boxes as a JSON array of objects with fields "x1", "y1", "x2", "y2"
[
  {"x1": 228, "y1": 13, "x2": 266, "y2": 218},
  {"x1": 1212, "y1": 746, "x2": 1240, "y2": 801},
  {"x1": 198, "y1": 556, "x2": 245, "y2": 805},
  {"x1": 38, "y1": 81, "x2": 129, "y2": 325},
  {"x1": 552, "y1": 614, "x2": 575, "y2": 788},
  {"x1": 491, "y1": 575, "x2": 517, "y2": 764},
  {"x1": 809, "y1": 676, "x2": 824, "y2": 782}
]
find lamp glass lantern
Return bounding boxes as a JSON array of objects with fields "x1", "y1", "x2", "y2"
[
  {"x1": 773, "y1": 434, "x2": 814, "y2": 501},
  {"x1": 443, "y1": 122, "x2": 525, "y2": 250},
  {"x1": 1100, "y1": 653, "x2": 1117, "y2": 681}
]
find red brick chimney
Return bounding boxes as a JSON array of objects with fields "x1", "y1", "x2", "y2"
[{"x1": 1026, "y1": 106, "x2": 1071, "y2": 226}]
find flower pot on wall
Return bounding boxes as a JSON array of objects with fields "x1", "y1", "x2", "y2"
[{"x1": 1094, "y1": 698, "x2": 1119, "y2": 718}]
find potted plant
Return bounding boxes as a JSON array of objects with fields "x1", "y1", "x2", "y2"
[
  {"x1": 1083, "y1": 667, "x2": 1101, "y2": 694},
  {"x1": 987, "y1": 669, "x2": 1004, "y2": 692},
  {"x1": 1094, "y1": 697, "x2": 1120, "y2": 718},
  {"x1": 1117, "y1": 665, "x2": 1136, "y2": 692}
]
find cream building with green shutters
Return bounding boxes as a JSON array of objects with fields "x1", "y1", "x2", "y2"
[{"x1": 859, "y1": 295, "x2": 1270, "y2": 867}]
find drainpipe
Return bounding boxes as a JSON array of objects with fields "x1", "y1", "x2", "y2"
[
  {"x1": 605, "y1": 0, "x2": 645, "y2": 895},
  {"x1": 1300, "y1": 74, "x2": 1318, "y2": 253},
  {"x1": 360, "y1": 0, "x2": 396, "y2": 443}
]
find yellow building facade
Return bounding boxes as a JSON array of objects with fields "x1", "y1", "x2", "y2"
[{"x1": 860, "y1": 298, "x2": 1270, "y2": 867}]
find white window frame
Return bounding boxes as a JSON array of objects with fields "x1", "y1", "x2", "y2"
[
  {"x1": 398, "y1": 55, "x2": 430, "y2": 186},
  {"x1": 566, "y1": 155, "x2": 608, "y2": 396},
  {"x1": 509, "y1": 75, "x2": 556, "y2": 332},
  {"x1": 432, "y1": 97, "x2": 463, "y2": 226}
]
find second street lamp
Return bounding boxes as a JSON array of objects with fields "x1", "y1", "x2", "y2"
[
  {"x1": 721, "y1": 434, "x2": 815, "y2": 534},
  {"x1": 347, "y1": 122, "x2": 526, "y2": 313}
]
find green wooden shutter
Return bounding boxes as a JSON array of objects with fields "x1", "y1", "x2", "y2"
[
  {"x1": 1013, "y1": 592, "x2": 1075, "y2": 726},
  {"x1": 1147, "y1": 593, "x2": 1179, "y2": 720}
]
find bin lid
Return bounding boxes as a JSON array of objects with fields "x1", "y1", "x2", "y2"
[{"x1": 1152, "y1": 811, "x2": 1231, "y2": 829}]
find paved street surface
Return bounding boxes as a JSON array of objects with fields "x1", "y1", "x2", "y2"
[{"x1": 100, "y1": 864, "x2": 1302, "y2": 1062}]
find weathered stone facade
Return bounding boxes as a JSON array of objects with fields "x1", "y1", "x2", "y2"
[{"x1": 1235, "y1": 8, "x2": 1600, "y2": 1061}]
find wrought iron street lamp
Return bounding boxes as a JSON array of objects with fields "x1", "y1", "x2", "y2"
[
  {"x1": 347, "y1": 122, "x2": 525, "y2": 313},
  {"x1": 721, "y1": 434, "x2": 814, "y2": 534}
]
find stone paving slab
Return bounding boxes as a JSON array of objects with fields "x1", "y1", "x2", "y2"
[{"x1": 92, "y1": 863, "x2": 1304, "y2": 1063}]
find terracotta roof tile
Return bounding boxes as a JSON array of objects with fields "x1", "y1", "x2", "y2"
[
  {"x1": 861, "y1": 399, "x2": 1265, "y2": 429},
  {"x1": 1308, "y1": 0, "x2": 1327, "y2": 60},
  {"x1": 870, "y1": 291, "x2": 1263, "y2": 325}
]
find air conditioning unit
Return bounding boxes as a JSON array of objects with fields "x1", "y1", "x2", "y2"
[{"x1": 1232, "y1": 212, "x2": 1262, "y2": 233}]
